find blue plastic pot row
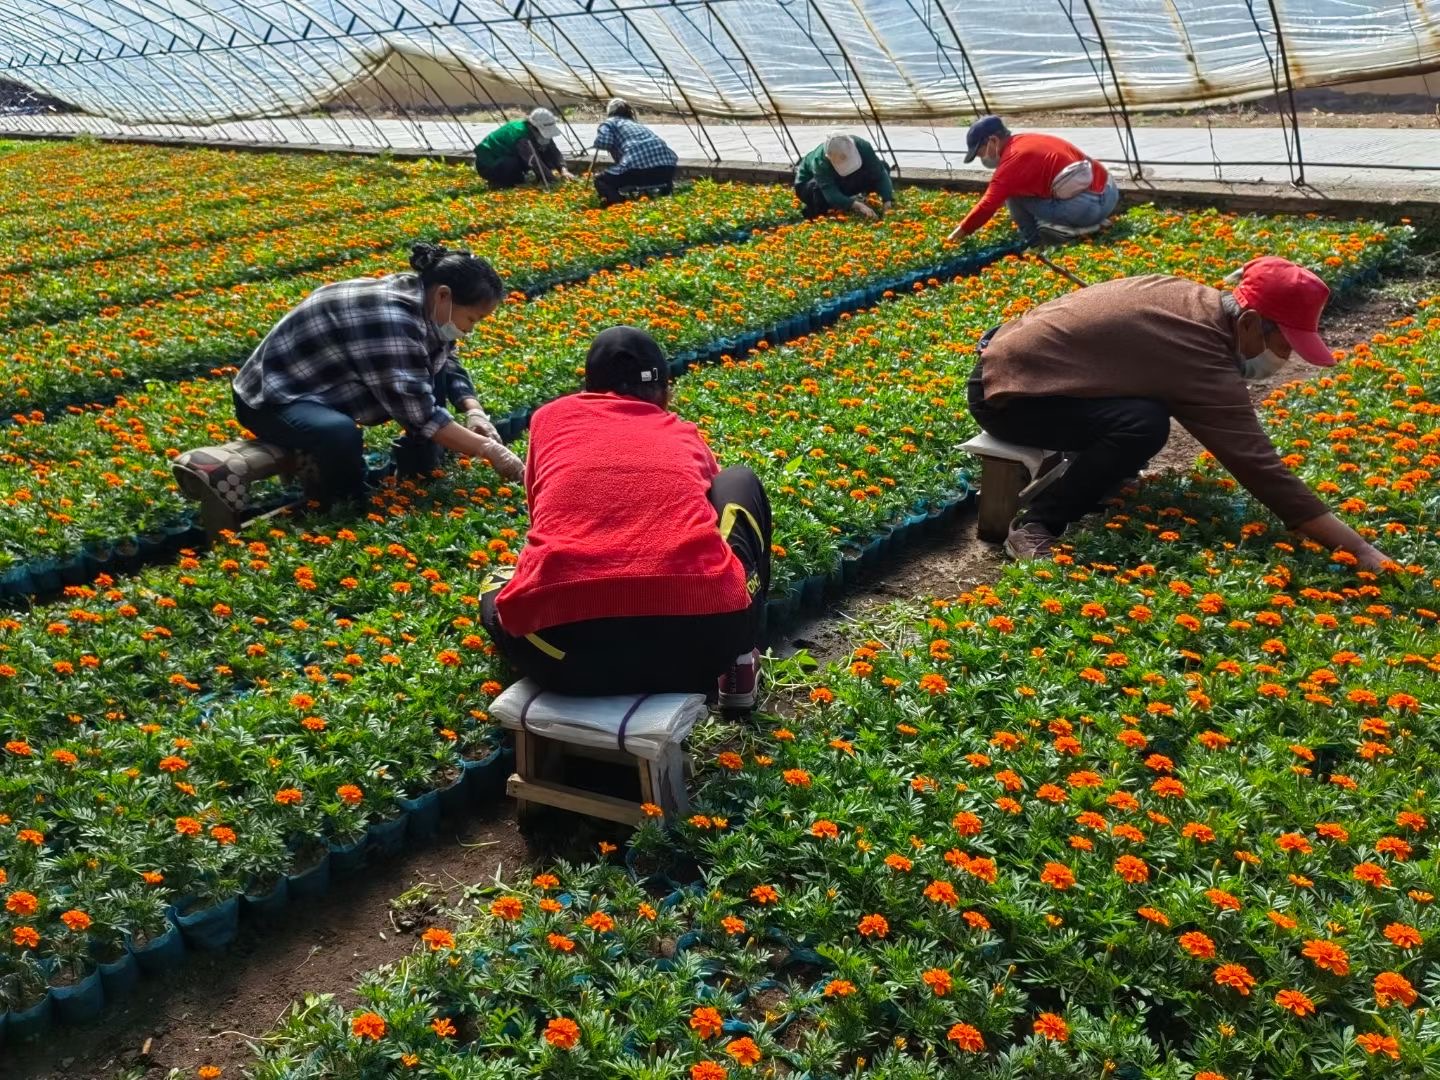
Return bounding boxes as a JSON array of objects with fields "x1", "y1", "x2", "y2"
[{"x1": 0, "y1": 746, "x2": 513, "y2": 1049}]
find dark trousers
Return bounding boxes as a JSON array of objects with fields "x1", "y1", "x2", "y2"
[
  {"x1": 233, "y1": 381, "x2": 445, "y2": 506},
  {"x1": 793, "y1": 176, "x2": 882, "y2": 220},
  {"x1": 481, "y1": 466, "x2": 772, "y2": 696},
  {"x1": 477, "y1": 154, "x2": 529, "y2": 190},
  {"x1": 966, "y1": 346, "x2": 1170, "y2": 534},
  {"x1": 594, "y1": 164, "x2": 676, "y2": 206}
]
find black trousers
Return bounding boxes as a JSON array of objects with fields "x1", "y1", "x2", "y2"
[
  {"x1": 793, "y1": 176, "x2": 882, "y2": 220},
  {"x1": 233, "y1": 374, "x2": 450, "y2": 505},
  {"x1": 966, "y1": 332, "x2": 1170, "y2": 534},
  {"x1": 481, "y1": 466, "x2": 772, "y2": 696},
  {"x1": 594, "y1": 164, "x2": 676, "y2": 206},
  {"x1": 476, "y1": 154, "x2": 528, "y2": 190}
]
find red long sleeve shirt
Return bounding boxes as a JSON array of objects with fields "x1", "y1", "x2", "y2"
[
  {"x1": 958, "y1": 133, "x2": 1110, "y2": 236},
  {"x1": 495, "y1": 393, "x2": 751, "y2": 636}
]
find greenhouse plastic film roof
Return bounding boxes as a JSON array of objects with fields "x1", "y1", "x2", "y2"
[{"x1": 1, "y1": 0, "x2": 1437, "y2": 128}]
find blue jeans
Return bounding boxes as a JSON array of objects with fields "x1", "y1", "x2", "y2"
[
  {"x1": 234, "y1": 391, "x2": 367, "y2": 506},
  {"x1": 1007, "y1": 180, "x2": 1120, "y2": 242}
]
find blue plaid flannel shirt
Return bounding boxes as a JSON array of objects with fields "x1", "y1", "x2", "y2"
[
  {"x1": 232, "y1": 273, "x2": 478, "y2": 440},
  {"x1": 594, "y1": 118, "x2": 678, "y2": 173}
]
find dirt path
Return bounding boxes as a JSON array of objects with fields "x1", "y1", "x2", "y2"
[{"x1": 8, "y1": 265, "x2": 1435, "y2": 1080}]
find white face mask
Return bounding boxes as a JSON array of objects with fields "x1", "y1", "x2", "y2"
[
  {"x1": 979, "y1": 141, "x2": 1000, "y2": 170},
  {"x1": 1238, "y1": 347, "x2": 1286, "y2": 381},
  {"x1": 433, "y1": 293, "x2": 463, "y2": 343}
]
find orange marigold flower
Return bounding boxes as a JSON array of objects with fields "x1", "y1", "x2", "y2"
[
  {"x1": 1353, "y1": 862, "x2": 1391, "y2": 888},
  {"x1": 274, "y1": 788, "x2": 303, "y2": 806},
  {"x1": 1114, "y1": 855, "x2": 1150, "y2": 884},
  {"x1": 716, "y1": 751, "x2": 744, "y2": 771},
  {"x1": 857, "y1": 913, "x2": 889, "y2": 937},
  {"x1": 1384, "y1": 922, "x2": 1423, "y2": 949},
  {"x1": 1214, "y1": 963, "x2": 1256, "y2": 995},
  {"x1": 946, "y1": 1022, "x2": 985, "y2": 1052},
  {"x1": 546, "y1": 933, "x2": 575, "y2": 952},
  {"x1": 1267, "y1": 910, "x2": 1298, "y2": 930},
  {"x1": 884, "y1": 853, "x2": 913, "y2": 872},
  {"x1": 1274, "y1": 989, "x2": 1315, "y2": 1016},
  {"x1": 1302, "y1": 939, "x2": 1350, "y2": 976},
  {"x1": 210, "y1": 826, "x2": 237, "y2": 845},
  {"x1": 12, "y1": 926, "x2": 39, "y2": 948},
  {"x1": 919, "y1": 673, "x2": 949, "y2": 695},
  {"x1": 60, "y1": 909, "x2": 91, "y2": 932},
  {"x1": 750, "y1": 884, "x2": 779, "y2": 905},
  {"x1": 725, "y1": 1036, "x2": 762, "y2": 1066},
  {"x1": 431, "y1": 1017, "x2": 457, "y2": 1038},
  {"x1": 1314, "y1": 822, "x2": 1349, "y2": 842},
  {"x1": 1032, "y1": 1012, "x2": 1069, "y2": 1042},
  {"x1": 962, "y1": 910, "x2": 991, "y2": 931},
  {"x1": 690, "y1": 1006, "x2": 725, "y2": 1039},
  {"x1": 532, "y1": 873, "x2": 560, "y2": 890},
  {"x1": 422, "y1": 928, "x2": 456, "y2": 950},
  {"x1": 198, "y1": 1067, "x2": 223, "y2": 1079},
  {"x1": 336, "y1": 784, "x2": 363, "y2": 805},
  {"x1": 823, "y1": 978, "x2": 856, "y2": 997},
  {"x1": 923, "y1": 881, "x2": 959, "y2": 908},
  {"x1": 1137, "y1": 907, "x2": 1170, "y2": 927},
  {"x1": 810, "y1": 819, "x2": 840, "y2": 840},
  {"x1": 351, "y1": 1012, "x2": 386, "y2": 1041},
  {"x1": 1355, "y1": 1033, "x2": 1401, "y2": 1059},
  {"x1": 1040, "y1": 862, "x2": 1076, "y2": 890},
  {"x1": 1179, "y1": 931, "x2": 1216, "y2": 958},
  {"x1": 583, "y1": 911, "x2": 615, "y2": 933},
  {"x1": 721, "y1": 915, "x2": 746, "y2": 936},
  {"x1": 174, "y1": 816, "x2": 202, "y2": 836},
  {"x1": 691, "y1": 1063, "x2": 728, "y2": 1080},
  {"x1": 922, "y1": 968, "x2": 953, "y2": 996},
  {"x1": 782, "y1": 769, "x2": 811, "y2": 787},
  {"x1": 489, "y1": 896, "x2": 523, "y2": 920},
  {"x1": 1206, "y1": 888, "x2": 1242, "y2": 912},
  {"x1": 544, "y1": 1017, "x2": 580, "y2": 1050},
  {"x1": 5, "y1": 890, "x2": 39, "y2": 916},
  {"x1": 1374, "y1": 971, "x2": 1417, "y2": 1008}
]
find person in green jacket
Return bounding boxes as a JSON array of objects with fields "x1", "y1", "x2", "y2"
[
  {"x1": 474, "y1": 108, "x2": 575, "y2": 189},
  {"x1": 793, "y1": 133, "x2": 895, "y2": 221}
]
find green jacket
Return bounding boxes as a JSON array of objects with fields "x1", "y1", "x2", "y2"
[
  {"x1": 474, "y1": 119, "x2": 563, "y2": 172},
  {"x1": 794, "y1": 138, "x2": 894, "y2": 209}
]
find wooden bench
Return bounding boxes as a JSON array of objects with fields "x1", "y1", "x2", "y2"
[
  {"x1": 960, "y1": 432, "x2": 1072, "y2": 542},
  {"x1": 172, "y1": 439, "x2": 312, "y2": 538},
  {"x1": 491, "y1": 679, "x2": 703, "y2": 826}
]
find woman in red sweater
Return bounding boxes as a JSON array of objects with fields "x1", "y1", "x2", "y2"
[{"x1": 481, "y1": 326, "x2": 772, "y2": 709}]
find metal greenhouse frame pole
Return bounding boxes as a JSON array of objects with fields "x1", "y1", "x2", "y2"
[
  {"x1": 691, "y1": 1, "x2": 804, "y2": 163},
  {"x1": 1244, "y1": 0, "x2": 1306, "y2": 186}
]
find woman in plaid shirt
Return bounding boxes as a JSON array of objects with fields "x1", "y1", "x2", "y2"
[
  {"x1": 592, "y1": 98, "x2": 678, "y2": 207},
  {"x1": 230, "y1": 243, "x2": 522, "y2": 508}
]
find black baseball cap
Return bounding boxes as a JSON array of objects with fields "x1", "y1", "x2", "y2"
[
  {"x1": 584, "y1": 326, "x2": 669, "y2": 395},
  {"x1": 965, "y1": 115, "x2": 1008, "y2": 163}
]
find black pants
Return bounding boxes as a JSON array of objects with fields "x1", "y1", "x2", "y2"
[
  {"x1": 793, "y1": 176, "x2": 881, "y2": 220},
  {"x1": 481, "y1": 466, "x2": 772, "y2": 696},
  {"x1": 233, "y1": 376, "x2": 448, "y2": 506},
  {"x1": 594, "y1": 164, "x2": 676, "y2": 207},
  {"x1": 966, "y1": 336, "x2": 1170, "y2": 534},
  {"x1": 477, "y1": 154, "x2": 529, "y2": 190}
]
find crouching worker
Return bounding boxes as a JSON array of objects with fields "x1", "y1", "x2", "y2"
[
  {"x1": 482, "y1": 326, "x2": 771, "y2": 710},
  {"x1": 969, "y1": 256, "x2": 1391, "y2": 569},
  {"x1": 794, "y1": 133, "x2": 894, "y2": 221},
  {"x1": 474, "y1": 108, "x2": 575, "y2": 189},
  {"x1": 227, "y1": 242, "x2": 523, "y2": 511},
  {"x1": 592, "y1": 98, "x2": 678, "y2": 207}
]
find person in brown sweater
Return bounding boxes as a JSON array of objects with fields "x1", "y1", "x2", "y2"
[{"x1": 968, "y1": 256, "x2": 1390, "y2": 567}]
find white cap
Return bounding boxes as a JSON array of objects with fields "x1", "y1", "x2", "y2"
[
  {"x1": 527, "y1": 107, "x2": 560, "y2": 144},
  {"x1": 824, "y1": 133, "x2": 862, "y2": 177}
]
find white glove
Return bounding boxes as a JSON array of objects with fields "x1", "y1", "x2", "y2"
[
  {"x1": 464, "y1": 409, "x2": 501, "y2": 442},
  {"x1": 476, "y1": 438, "x2": 524, "y2": 483}
]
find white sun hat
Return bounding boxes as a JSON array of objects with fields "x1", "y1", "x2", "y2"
[{"x1": 824, "y1": 133, "x2": 862, "y2": 176}]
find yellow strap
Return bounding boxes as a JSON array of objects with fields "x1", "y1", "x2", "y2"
[
  {"x1": 524, "y1": 632, "x2": 566, "y2": 661},
  {"x1": 718, "y1": 503, "x2": 763, "y2": 545}
]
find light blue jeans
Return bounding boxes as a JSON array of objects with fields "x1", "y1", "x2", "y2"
[{"x1": 1007, "y1": 180, "x2": 1120, "y2": 242}]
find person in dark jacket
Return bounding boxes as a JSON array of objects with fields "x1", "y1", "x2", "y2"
[
  {"x1": 473, "y1": 108, "x2": 576, "y2": 189},
  {"x1": 591, "y1": 98, "x2": 679, "y2": 206},
  {"x1": 793, "y1": 133, "x2": 894, "y2": 221},
  {"x1": 968, "y1": 256, "x2": 1390, "y2": 569},
  {"x1": 481, "y1": 326, "x2": 772, "y2": 710}
]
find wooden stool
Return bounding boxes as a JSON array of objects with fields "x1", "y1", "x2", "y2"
[
  {"x1": 960, "y1": 432, "x2": 1071, "y2": 542},
  {"x1": 491, "y1": 680, "x2": 704, "y2": 826}
]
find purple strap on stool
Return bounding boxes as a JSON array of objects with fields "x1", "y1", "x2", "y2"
[
  {"x1": 616, "y1": 694, "x2": 652, "y2": 757},
  {"x1": 518, "y1": 686, "x2": 545, "y2": 733}
]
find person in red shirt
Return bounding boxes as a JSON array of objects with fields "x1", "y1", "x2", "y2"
[
  {"x1": 946, "y1": 116, "x2": 1119, "y2": 246},
  {"x1": 481, "y1": 326, "x2": 772, "y2": 710}
]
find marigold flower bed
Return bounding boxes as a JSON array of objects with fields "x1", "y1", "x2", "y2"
[
  {"x1": 0, "y1": 179, "x2": 797, "y2": 413},
  {"x1": 236, "y1": 298, "x2": 1439, "y2": 1080}
]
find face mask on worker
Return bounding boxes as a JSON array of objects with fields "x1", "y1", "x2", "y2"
[
  {"x1": 979, "y1": 137, "x2": 1001, "y2": 170},
  {"x1": 1237, "y1": 344, "x2": 1286, "y2": 381},
  {"x1": 432, "y1": 290, "x2": 463, "y2": 343}
]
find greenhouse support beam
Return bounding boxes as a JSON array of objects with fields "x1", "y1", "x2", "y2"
[
  {"x1": 1266, "y1": 0, "x2": 1306, "y2": 186},
  {"x1": 1077, "y1": 0, "x2": 1142, "y2": 179}
]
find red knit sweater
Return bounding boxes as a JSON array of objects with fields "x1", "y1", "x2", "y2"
[
  {"x1": 495, "y1": 393, "x2": 751, "y2": 636},
  {"x1": 958, "y1": 133, "x2": 1110, "y2": 235}
]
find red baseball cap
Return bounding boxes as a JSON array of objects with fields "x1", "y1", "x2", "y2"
[{"x1": 1231, "y1": 256, "x2": 1335, "y2": 367}]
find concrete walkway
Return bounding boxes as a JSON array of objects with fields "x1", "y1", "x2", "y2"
[{"x1": 4, "y1": 111, "x2": 1437, "y2": 188}]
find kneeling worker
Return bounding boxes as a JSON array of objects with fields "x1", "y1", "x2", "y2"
[
  {"x1": 592, "y1": 98, "x2": 678, "y2": 206},
  {"x1": 947, "y1": 116, "x2": 1118, "y2": 245},
  {"x1": 228, "y1": 243, "x2": 523, "y2": 510},
  {"x1": 968, "y1": 256, "x2": 1390, "y2": 569},
  {"x1": 794, "y1": 133, "x2": 894, "y2": 221},
  {"x1": 483, "y1": 326, "x2": 771, "y2": 709},
  {"x1": 474, "y1": 108, "x2": 575, "y2": 189}
]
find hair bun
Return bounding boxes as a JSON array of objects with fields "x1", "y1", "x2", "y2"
[{"x1": 409, "y1": 241, "x2": 448, "y2": 273}]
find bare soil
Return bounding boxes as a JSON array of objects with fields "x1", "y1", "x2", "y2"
[{"x1": 7, "y1": 261, "x2": 1436, "y2": 1080}]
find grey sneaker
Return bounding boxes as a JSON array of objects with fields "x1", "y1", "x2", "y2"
[{"x1": 1003, "y1": 521, "x2": 1059, "y2": 561}]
